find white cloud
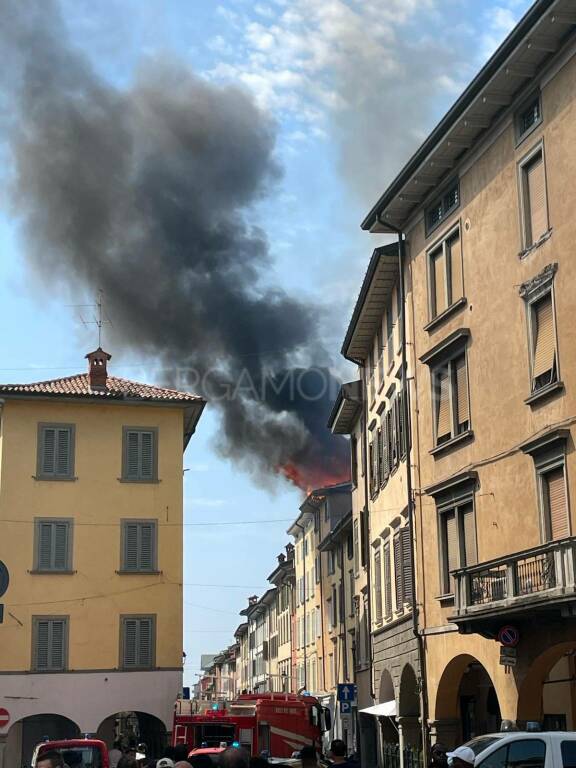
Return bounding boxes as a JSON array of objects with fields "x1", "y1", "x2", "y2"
[{"x1": 189, "y1": 497, "x2": 227, "y2": 507}]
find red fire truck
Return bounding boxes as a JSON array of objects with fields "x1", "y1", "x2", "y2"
[
  {"x1": 173, "y1": 693, "x2": 331, "y2": 758},
  {"x1": 32, "y1": 738, "x2": 109, "y2": 767}
]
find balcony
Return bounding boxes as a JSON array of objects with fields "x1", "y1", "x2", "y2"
[{"x1": 451, "y1": 537, "x2": 576, "y2": 631}]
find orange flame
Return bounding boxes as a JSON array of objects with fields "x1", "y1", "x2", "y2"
[{"x1": 280, "y1": 461, "x2": 350, "y2": 493}]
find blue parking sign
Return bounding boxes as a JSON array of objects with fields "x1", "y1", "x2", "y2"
[
  {"x1": 337, "y1": 683, "x2": 357, "y2": 703},
  {"x1": 340, "y1": 701, "x2": 352, "y2": 714}
]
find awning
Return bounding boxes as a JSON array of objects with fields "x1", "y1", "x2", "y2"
[{"x1": 360, "y1": 700, "x2": 397, "y2": 718}]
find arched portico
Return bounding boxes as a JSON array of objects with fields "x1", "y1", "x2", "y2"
[
  {"x1": 517, "y1": 640, "x2": 576, "y2": 727},
  {"x1": 399, "y1": 664, "x2": 420, "y2": 748},
  {"x1": 97, "y1": 711, "x2": 167, "y2": 757},
  {"x1": 4, "y1": 713, "x2": 80, "y2": 768}
]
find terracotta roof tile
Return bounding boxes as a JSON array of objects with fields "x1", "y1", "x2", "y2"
[{"x1": 0, "y1": 373, "x2": 203, "y2": 404}]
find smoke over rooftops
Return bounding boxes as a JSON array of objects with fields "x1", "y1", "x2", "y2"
[{"x1": 0, "y1": 0, "x2": 349, "y2": 490}]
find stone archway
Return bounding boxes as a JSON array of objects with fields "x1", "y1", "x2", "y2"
[
  {"x1": 435, "y1": 655, "x2": 501, "y2": 747},
  {"x1": 377, "y1": 668, "x2": 398, "y2": 749},
  {"x1": 399, "y1": 665, "x2": 420, "y2": 748},
  {"x1": 517, "y1": 641, "x2": 576, "y2": 727},
  {"x1": 5, "y1": 713, "x2": 80, "y2": 768},
  {"x1": 97, "y1": 711, "x2": 167, "y2": 757}
]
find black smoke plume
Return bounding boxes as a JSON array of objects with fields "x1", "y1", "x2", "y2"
[{"x1": 0, "y1": 0, "x2": 349, "y2": 490}]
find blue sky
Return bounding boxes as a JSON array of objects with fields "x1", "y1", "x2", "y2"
[{"x1": 0, "y1": 0, "x2": 532, "y2": 686}]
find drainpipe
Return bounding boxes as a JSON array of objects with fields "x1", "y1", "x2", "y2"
[
  {"x1": 295, "y1": 521, "x2": 307, "y2": 690},
  {"x1": 377, "y1": 214, "x2": 430, "y2": 764},
  {"x1": 361, "y1": 367, "x2": 376, "y2": 702}
]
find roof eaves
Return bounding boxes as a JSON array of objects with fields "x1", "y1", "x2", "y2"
[{"x1": 361, "y1": 0, "x2": 558, "y2": 232}]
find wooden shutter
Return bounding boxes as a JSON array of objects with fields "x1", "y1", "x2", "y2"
[
  {"x1": 462, "y1": 503, "x2": 477, "y2": 566},
  {"x1": 126, "y1": 431, "x2": 140, "y2": 479},
  {"x1": 546, "y1": 468, "x2": 569, "y2": 540},
  {"x1": 41, "y1": 428, "x2": 56, "y2": 475},
  {"x1": 36, "y1": 620, "x2": 50, "y2": 670},
  {"x1": 56, "y1": 428, "x2": 71, "y2": 476},
  {"x1": 387, "y1": 305, "x2": 394, "y2": 366},
  {"x1": 393, "y1": 533, "x2": 403, "y2": 609},
  {"x1": 436, "y1": 367, "x2": 451, "y2": 442},
  {"x1": 382, "y1": 414, "x2": 389, "y2": 480},
  {"x1": 526, "y1": 152, "x2": 546, "y2": 244},
  {"x1": 140, "y1": 431, "x2": 154, "y2": 480},
  {"x1": 444, "y1": 511, "x2": 459, "y2": 593},
  {"x1": 374, "y1": 549, "x2": 382, "y2": 622},
  {"x1": 139, "y1": 523, "x2": 154, "y2": 570},
  {"x1": 38, "y1": 523, "x2": 53, "y2": 570},
  {"x1": 360, "y1": 508, "x2": 368, "y2": 567},
  {"x1": 532, "y1": 296, "x2": 555, "y2": 379},
  {"x1": 123, "y1": 618, "x2": 138, "y2": 666},
  {"x1": 138, "y1": 618, "x2": 153, "y2": 667},
  {"x1": 432, "y1": 246, "x2": 447, "y2": 316},
  {"x1": 53, "y1": 523, "x2": 69, "y2": 570},
  {"x1": 384, "y1": 543, "x2": 392, "y2": 618},
  {"x1": 455, "y1": 355, "x2": 469, "y2": 429},
  {"x1": 124, "y1": 523, "x2": 139, "y2": 570},
  {"x1": 448, "y1": 230, "x2": 463, "y2": 303},
  {"x1": 401, "y1": 526, "x2": 413, "y2": 606},
  {"x1": 50, "y1": 620, "x2": 66, "y2": 669},
  {"x1": 377, "y1": 428, "x2": 384, "y2": 486}
]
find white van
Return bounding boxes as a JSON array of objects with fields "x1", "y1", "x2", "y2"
[{"x1": 467, "y1": 732, "x2": 576, "y2": 768}]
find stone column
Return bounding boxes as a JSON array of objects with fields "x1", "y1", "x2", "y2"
[
  {"x1": 428, "y1": 718, "x2": 460, "y2": 749},
  {"x1": 398, "y1": 716, "x2": 420, "y2": 748}
]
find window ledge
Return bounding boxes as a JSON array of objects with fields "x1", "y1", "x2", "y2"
[
  {"x1": 436, "y1": 593, "x2": 455, "y2": 607},
  {"x1": 33, "y1": 476, "x2": 77, "y2": 482},
  {"x1": 519, "y1": 228, "x2": 553, "y2": 259},
  {"x1": 117, "y1": 478, "x2": 161, "y2": 484},
  {"x1": 424, "y1": 297, "x2": 467, "y2": 333},
  {"x1": 430, "y1": 429, "x2": 474, "y2": 457},
  {"x1": 29, "y1": 569, "x2": 75, "y2": 575},
  {"x1": 525, "y1": 380, "x2": 564, "y2": 406},
  {"x1": 116, "y1": 570, "x2": 162, "y2": 575}
]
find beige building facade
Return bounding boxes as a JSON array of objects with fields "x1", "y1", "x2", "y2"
[{"x1": 360, "y1": 0, "x2": 576, "y2": 751}]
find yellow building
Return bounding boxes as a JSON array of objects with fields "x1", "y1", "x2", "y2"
[
  {"x1": 267, "y1": 545, "x2": 296, "y2": 693},
  {"x1": 360, "y1": 0, "x2": 576, "y2": 751},
  {"x1": 0, "y1": 348, "x2": 204, "y2": 766}
]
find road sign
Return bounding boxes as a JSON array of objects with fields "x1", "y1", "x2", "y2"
[
  {"x1": 0, "y1": 562, "x2": 9, "y2": 598},
  {"x1": 0, "y1": 708, "x2": 10, "y2": 729},
  {"x1": 500, "y1": 646, "x2": 517, "y2": 667},
  {"x1": 340, "y1": 701, "x2": 352, "y2": 715},
  {"x1": 498, "y1": 625, "x2": 520, "y2": 648},
  {"x1": 337, "y1": 684, "x2": 357, "y2": 703}
]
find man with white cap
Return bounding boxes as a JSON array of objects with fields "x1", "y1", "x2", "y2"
[
  {"x1": 446, "y1": 746, "x2": 476, "y2": 768},
  {"x1": 156, "y1": 759, "x2": 175, "y2": 768}
]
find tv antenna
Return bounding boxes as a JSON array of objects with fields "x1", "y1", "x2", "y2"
[{"x1": 68, "y1": 289, "x2": 112, "y2": 347}]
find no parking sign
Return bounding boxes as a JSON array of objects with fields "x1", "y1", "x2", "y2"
[{"x1": 498, "y1": 625, "x2": 520, "y2": 648}]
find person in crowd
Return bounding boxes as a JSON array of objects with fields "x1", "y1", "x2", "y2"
[
  {"x1": 173, "y1": 746, "x2": 191, "y2": 762},
  {"x1": 430, "y1": 743, "x2": 448, "y2": 768},
  {"x1": 446, "y1": 746, "x2": 476, "y2": 768},
  {"x1": 174, "y1": 762, "x2": 193, "y2": 768},
  {"x1": 299, "y1": 745, "x2": 319, "y2": 767},
  {"x1": 117, "y1": 757, "x2": 139, "y2": 768},
  {"x1": 37, "y1": 753, "x2": 65, "y2": 768},
  {"x1": 157, "y1": 759, "x2": 175, "y2": 768},
  {"x1": 188, "y1": 756, "x2": 213, "y2": 768},
  {"x1": 109, "y1": 741, "x2": 124, "y2": 768},
  {"x1": 248, "y1": 757, "x2": 269, "y2": 767},
  {"x1": 328, "y1": 739, "x2": 353, "y2": 767},
  {"x1": 218, "y1": 747, "x2": 250, "y2": 768}
]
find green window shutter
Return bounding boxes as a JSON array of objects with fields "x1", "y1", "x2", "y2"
[
  {"x1": 139, "y1": 524, "x2": 154, "y2": 570},
  {"x1": 50, "y1": 620, "x2": 66, "y2": 669},
  {"x1": 140, "y1": 432, "x2": 154, "y2": 480},
  {"x1": 124, "y1": 523, "x2": 139, "y2": 571},
  {"x1": 41, "y1": 428, "x2": 56, "y2": 475},
  {"x1": 38, "y1": 523, "x2": 53, "y2": 570},
  {"x1": 393, "y1": 534, "x2": 403, "y2": 609},
  {"x1": 384, "y1": 542, "x2": 392, "y2": 619},
  {"x1": 401, "y1": 527, "x2": 413, "y2": 606},
  {"x1": 126, "y1": 432, "x2": 140, "y2": 479},
  {"x1": 55, "y1": 428, "x2": 71, "y2": 476},
  {"x1": 123, "y1": 619, "x2": 138, "y2": 667},
  {"x1": 53, "y1": 523, "x2": 69, "y2": 570},
  {"x1": 36, "y1": 620, "x2": 50, "y2": 670}
]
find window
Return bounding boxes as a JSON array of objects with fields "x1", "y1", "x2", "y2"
[
  {"x1": 32, "y1": 616, "x2": 68, "y2": 671},
  {"x1": 332, "y1": 585, "x2": 338, "y2": 627},
  {"x1": 348, "y1": 570, "x2": 355, "y2": 617},
  {"x1": 432, "y1": 351, "x2": 470, "y2": 446},
  {"x1": 393, "y1": 527, "x2": 413, "y2": 610},
  {"x1": 122, "y1": 427, "x2": 158, "y2": 482},
  {"x1": 377, "y1": 427, "x2": 384, "y2": 487},
  {"x1": 386, "y1": 304, "x2": 394, "y2": 368},
  {"x1": 529, "y1": 292, "x2": 558, "y2": 392},
  {"x1": 438, "y1": 501, "x2": 477, "y2": 595},
  {"x1": 315, "y1": 555, "x2": 321, "y2": 584},
  {"x1": 516, "y1": 91, "x2": 542, "y2": 143},
  {"x1": 377, "y1": 326, "x2": 384, "y2": 384},
  {"x1": 428, "y1": 225, "x2": 463, "y2": 320},
  {"x1": 519, "y1": 144, "x2": 548, "y2": 249},
  {"x1": 478, "y1": 740, "x2": 546, "y2": 768},
  {"x1": 327, "y1": 598, "x2": 333, "y2": 630},
  {"x1": 327, "y1": 550, "x2": 336, "y2": 575},
  {"x1": 353, "y1": 519, "x2": 360, "y2": 576},
  {"x1": 350, "y1": 437, "x2": 358, "y2": 487},
  {"x1": 121, "y1": 615, "x2": 155, "y2": 669},
  {"x1": 426, "y1": 179, "x2": 460, "y2": 235},
  {"x1": 121, "y1": 520, "x2": 157, "y2": 572},
  {"x1": 383, "y1": 542, "x2": 392, "y2": 619},
  {"x1": 34, "y1": 519, "x2": 72, "y2": 572},
  {"x1": 37, "y1": 424, "x2": 75, "y2": 480},
  {"x1": 539, "y1": 460, "x2": 569, "y2": 542},
  {"x1": 561, "y1": 741, "x2": 576, "y2": 768},
  {"x1": 316, "y1": 606, "x2": 322, "y2": 638},
  {"x1": 374, "y1": 549, "x2": 382, "y2": 623},
  {"x1": 346, "y1": 532, "x2": 354, "y2": 561}
]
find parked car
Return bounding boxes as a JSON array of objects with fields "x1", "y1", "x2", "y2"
[{"x1": 466, "y1": 730, "x2": 576, "y2": 768}]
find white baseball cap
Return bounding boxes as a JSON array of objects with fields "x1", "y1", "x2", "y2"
[
  {"x1": 157, "y1": 759, "x2": 175, "y2": 768},
  {"x1": 447, "y1": 746, "x2": 476, "y2": 766}
]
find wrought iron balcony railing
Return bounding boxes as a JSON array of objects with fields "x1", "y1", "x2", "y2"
[{"x1": 452, "y1": 537, "x2": 576, "y2": 619}]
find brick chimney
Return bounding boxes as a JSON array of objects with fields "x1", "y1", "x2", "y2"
[{"x1": 85, "y1": 347, "x2": 111, "y2": 391}]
